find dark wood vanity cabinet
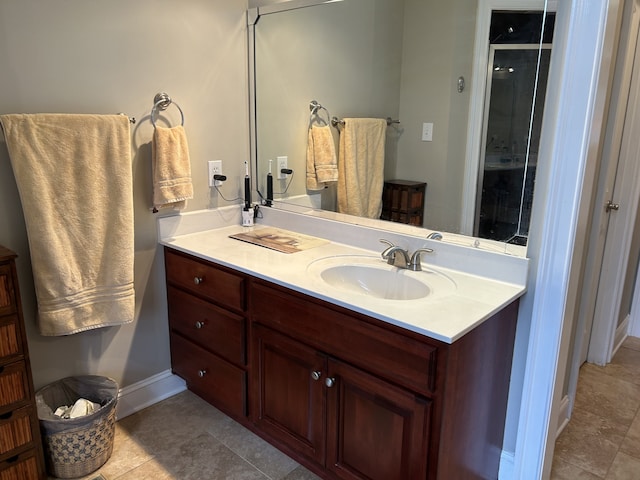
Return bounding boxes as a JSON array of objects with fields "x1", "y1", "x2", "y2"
[
  {"x1": 164, "y1": 249, "x2": 248, "y2": 418},
  {"x1": 252, "y1": 323, "x2": 431, "y2": 480},
  {"x1": 164, "y1": 247, "x2": 519, "y2": 480}
]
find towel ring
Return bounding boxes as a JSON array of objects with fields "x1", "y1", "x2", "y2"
[
  {"x1": 151, "y1": 92, "x2": 185, "y2": 128},
  {"x1": 309, "y1": 100, "x2": 330, "y2": 127}
]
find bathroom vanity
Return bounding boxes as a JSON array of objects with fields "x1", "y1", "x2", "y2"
[{"x1": 160, "y1": 209, "x2": 527, "y2": 480}]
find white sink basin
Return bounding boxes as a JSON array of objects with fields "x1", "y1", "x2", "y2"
[{"x1": 307, "y1": 255, "x2": 457, "y2": 301}]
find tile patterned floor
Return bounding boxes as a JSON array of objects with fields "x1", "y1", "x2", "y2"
[
  {"x1": 551, "y1": 336, "x2": 640, "y2": 479},
  {"x1": 46, "y1": 336, "x2": 640, "y2": 479},
  {"x1": 47, "y1": 391, "x2": 321, "y2": 480}
]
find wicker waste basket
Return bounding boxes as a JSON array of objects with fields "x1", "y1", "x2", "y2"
[{"x1": 35, "y1": 375, "x2": 118, "y2": 479}]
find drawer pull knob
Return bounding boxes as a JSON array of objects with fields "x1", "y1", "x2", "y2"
[
  {"x1": 198, "y1": 369, "x2": 207, "y2": 378},
  {"x1": 325, "y1": 377, "x2": 336, "y2": 388},
  {"x1": 194, "y1": 276, "x2": 204, "y2": 285},
  {"x1": 311, "y1": 371, "x2": 322, "y2": 381},
  {"x1": 195, "y1": 321, "x2": 205, "y2": 329}
]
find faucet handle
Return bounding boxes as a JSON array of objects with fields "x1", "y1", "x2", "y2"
[
  {"x1": 409, "y1": 248, "x2": 434, "y2": 271},
  {"x1": 379, "y1": 239, "x2": 395, "y2": 261},
  {"x1": 379, "y1": 239, "x2": 399, "y2": 265}
]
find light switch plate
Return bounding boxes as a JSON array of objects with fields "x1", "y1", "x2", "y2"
[{"x1": 422, "y1": 123, "x2": 433, "y2": 142}]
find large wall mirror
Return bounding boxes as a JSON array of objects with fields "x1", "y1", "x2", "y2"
[{"x1": 248, "y1": 0, "x2": 554, "y2": 251}]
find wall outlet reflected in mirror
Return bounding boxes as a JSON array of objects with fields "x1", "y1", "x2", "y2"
[
  {"x1": 209, "y1": 160, "x2": 223, "y2": 186},
  {"x1": 277, "y1": 156, "x2": 288, "y2": 179}
]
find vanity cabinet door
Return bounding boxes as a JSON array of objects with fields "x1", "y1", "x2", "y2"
[
  {"x1": 251, "y1": 325, "x2": 326, "y2": 465},
  {"x1": 325, "y1": 358, "x2": 431, "y2": 480}
]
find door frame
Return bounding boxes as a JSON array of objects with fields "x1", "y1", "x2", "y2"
[
  {"x1": 629, "y1": 260, "x2": 640, "y2": 337},
  {"x1": 563, "y1": 0, "x2": 640, "y2": 377},
  {"x1": 512, "y1": 1, "x2": 622, "y2": 478},
  {"x1": 553, "y1": 1, "x2": 640, "y2": 444}
]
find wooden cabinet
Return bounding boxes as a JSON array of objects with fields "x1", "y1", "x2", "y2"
[
  {"x1": 0, "y1": 246, "x2": 46, "y2": 479},
  {"x1": 325, "y1": 358, "x2": 431, "y2": 480},
  {"x1": 252, "y1": 324, "x2": 430, "y2": 480},
  {"x1": 164, "y1": 247, "x2": 519, "y2": 480},
  {"x1": 381, "y1": 180, "x2": 427, "y2": 226},
  {"x1": 252, "y1": 324, "x2": 326, "y2": 464},
  {"x1": 164, "y1": 249, "x2": 248, "y2": 419}
]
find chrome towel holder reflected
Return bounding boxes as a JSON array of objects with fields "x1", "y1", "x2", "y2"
[
  {"x1": 309, "y1": 100, "x2": 331, "y2": 126},
  {"x1": 310, "y1": 100, "x2": 400, "y2": 128},
  {"x1": 150, "y1": 92, "x2": 185, "y2": 128},
  {"x1": 331, "y1": 116, "x2": 400, "y2": 128},
  {"x1": 118, "y1": 113, "x2": 136, "y2": 124}
]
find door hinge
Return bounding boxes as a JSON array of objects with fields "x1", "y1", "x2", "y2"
[{"x1": 606, "y1": 200, "x2": 620, "y2": 212}]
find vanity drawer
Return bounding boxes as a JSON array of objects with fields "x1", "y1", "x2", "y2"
[
  {"x1": 251, "y1": 282, "x2": 438, "y2": 396},
  {"x1": 165, "y1": 249, "x2": 246, "y2": 312},
  {"x1": 170, "y1": 333, "x2": 247, "y2": 418},
  {"x1": 168, "y1": 286, "x2": 246, "y2": 366}
]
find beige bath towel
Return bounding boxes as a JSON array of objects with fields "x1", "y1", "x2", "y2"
[
  {"x1": 152, "y1": 125, "x2": 193, "y2": 210},
  {"x1": 337, "y1": 118, "x2": 387, "y2": 218},
  {"x1": 0, "y1": 114, "x2": 134, "y2": 336},
  {"x1": 306, "y1": 125, "x2": 338, "y2": 190}
]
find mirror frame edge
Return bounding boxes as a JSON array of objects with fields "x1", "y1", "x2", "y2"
[{"x1": 248, "y1": 0, "x2": 340, "y2": 202}]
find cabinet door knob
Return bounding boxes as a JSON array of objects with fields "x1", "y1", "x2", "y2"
[
  {"x1": 325, "y1": 377, "x2": 336, "y2": 388},
  {"x1": 194, "y1": 276, "x2": 204, "y2": 285},
  {"x1": 311, "y1": 371, "x2": 322, "y2": 381},
  {"x1": 195, "y1": 321, "x2": 205, "y2": 329},
  {"x1": 198, "y1": 369, "x2": 207, "y2": 378}
]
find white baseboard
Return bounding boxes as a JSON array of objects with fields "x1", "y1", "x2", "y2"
[
  {"x1": 556, "y1": 394, "x2": 571, "y2": 438},
  {"x1": 502, "y1": 394, "x2": 570, "y2": 480},
  {"x1": 115, "y1": 370, "x2": 186, "y2": 420},
  {"x1": 499, "y1": 450, "x2": 515, "y2": 480}
]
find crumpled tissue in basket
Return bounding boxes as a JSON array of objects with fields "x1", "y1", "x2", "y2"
[{"x1": 54, "y1": 398, "x2": 100, "y2": 419}]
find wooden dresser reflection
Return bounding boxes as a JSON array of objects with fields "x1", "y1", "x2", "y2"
[{"x1": 381, "y1": 180, "x2": 427, "y2": 226}]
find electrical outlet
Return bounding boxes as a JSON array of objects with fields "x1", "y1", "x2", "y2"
[
  {"x1": 277, "y1": 156, "x2": 288, "y2": 180},
  {"x1": 208, "y1": 160, "x2": 223, "y2": 187},
  {"x1": 422, "y1": 123, "x2": 433, "y2": 142}
]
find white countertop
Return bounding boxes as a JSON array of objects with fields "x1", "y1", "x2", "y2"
[{"x1": 159, "y1": 209, "x2": 528, "y2": 344}]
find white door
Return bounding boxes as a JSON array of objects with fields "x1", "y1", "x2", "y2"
[{"x1": 584, "y1": 0, "x2": 640, "y2": 365}]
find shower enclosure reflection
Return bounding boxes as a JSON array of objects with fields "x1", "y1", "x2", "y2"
[{"x1": 476, "y1": 46, "x2": 552, "y2": 244}]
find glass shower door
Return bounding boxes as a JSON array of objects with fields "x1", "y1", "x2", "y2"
[{"x1": 475, "y1": 45, "x2": 551, "y2": 244}]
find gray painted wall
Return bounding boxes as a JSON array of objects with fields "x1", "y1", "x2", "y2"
[{"x1": 0, "y1": 0, "x2": 249, "y2": 390}]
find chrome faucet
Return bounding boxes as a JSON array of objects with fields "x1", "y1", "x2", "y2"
[
  {"x1": 380, "y1": 242, "x2": 411, "y2": 268},
  {"x1": 379, "y1": 240, "x2": 433, "y2": 271},
  {"x1": 426, "y1": 231, "x2": 443, "y2": 240}
]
